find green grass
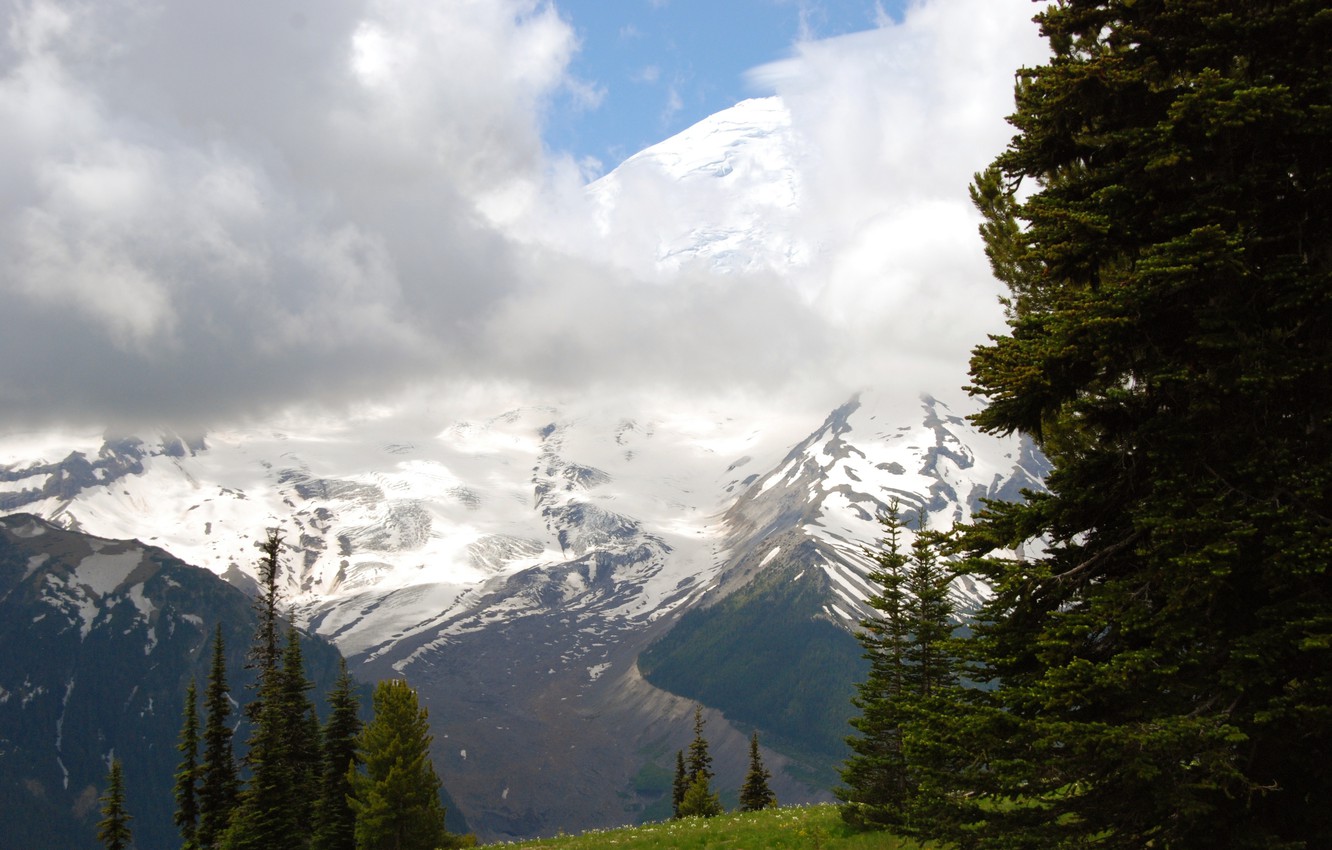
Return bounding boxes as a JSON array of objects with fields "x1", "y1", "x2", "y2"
[{"x1": 485, "y1": 804, "x2": 931, "y2": 849}]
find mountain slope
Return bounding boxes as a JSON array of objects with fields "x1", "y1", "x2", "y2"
[
  {"x1": 0, "y1": 514, "x2": 357, "y2": 850},
  {"x1": 0, "y1": 389, "x2": 1041, "y2": 840},
  {"x1": 638, "y1": 390, "x2": 1047, "y2": 787}
]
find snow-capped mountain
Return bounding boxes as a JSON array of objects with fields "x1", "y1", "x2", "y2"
[
  {"x1": 0, "y1": 388, "x2": 1040, "y2": 839},
  {"x1": 0, "y1": 390, "x2": 1040, "y2": 642},
  {"x1": 0, "y1": 97, "x2": 1042, "y2": 841},
  {"x1": 585, "y1": 97, "x2": 810, "y2": 275},
  {"x1": 717, "y1": 390, "x2": 1047, "y2": 618}
]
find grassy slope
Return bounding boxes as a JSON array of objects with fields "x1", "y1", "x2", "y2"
[{"x1": 489, "y1": 804, "x2": 930, "y2": 850}]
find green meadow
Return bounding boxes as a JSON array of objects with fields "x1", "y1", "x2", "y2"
[{"x1": 494, "y1": 805, "x2": 929, "y2": 850}]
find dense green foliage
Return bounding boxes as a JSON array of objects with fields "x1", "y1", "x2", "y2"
[
  {"x1": 639, "y1": 554, "x2": 865, "y2": 784},
  {"x1": 222, "y1": 625, "x2": 320, "y2": 850},
  {"x1": 349, "y1": 679, "x2": 462, "y2": 850},
  {"x1": 838, "y1": 505, "x2": 957, "y2": 831},
  {"x1": 162, "y1": 533, "x2": 470, "y2": 850},
  {"x1": 902, "y1": 533, "x2": 954, "y2": 700},
  {"x1": 281, "y1": 625, "x2": 325, "y2": 836},
  {"x1": 0, "y1": 516, "x2": 350, "y2": 850},
  {"x1": 677, "y1": 777, "x2": 724, "y2": 821},
  {"x1": 185, "y1": 535, "x2": 369, "y2": 850},
  {"x1": 900, "y1": 2, "x2": 1332, "y2": 848},
  {"x1": 175, "y1": 680, "x2": 201, "y2": 849},
  {"x1": 312, "y1": 659, "x2": 364, "y2": 850},
  {"x1": 217, "y1": 534, "x2": 314, "y2": 850},
  {"x1": 671, "y1": 751, "x2": 687, "y2": 819},
  {"x1": 198, "y1": 628, "x2": 239, "y2": 849},
  {"x1": 684, "y1": 707, "x2": 714, "y2": 788},
  {"x1": 97, "y1": 760, "x2": 133, "y2": 850},
  {"x1": 838, "y1": 506, "x2": 912, "y2": 828}
]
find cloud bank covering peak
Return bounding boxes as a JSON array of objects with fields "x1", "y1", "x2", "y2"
[{"x1": 0, "y1": 0, "x2": 1047, "y2": 433}]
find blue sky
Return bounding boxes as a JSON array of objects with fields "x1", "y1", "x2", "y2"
[{"x1": 544, "y1": 0, "x2": 909, "y2": 171}]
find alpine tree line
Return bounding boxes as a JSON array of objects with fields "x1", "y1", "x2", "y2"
[
  {"x1": 93, "y1": 532, "x2": 780, "y2": 849},
  {"x1": 669, "y1": 706, "x2": 777, "y2": 819},
  {"x1": 96, "y1": 530, "x2": 470, "y2": 850},
  {"x1": 837, "y1": 1, "x2": 1330, "y2": 848}
]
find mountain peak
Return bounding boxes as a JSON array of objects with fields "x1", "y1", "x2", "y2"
[
  {"x1": 606, "y1": 97, "x2": 792, "y2": 183},
  {"x1": 587, "y1": 96, "x2": 809, "y2": 275}
]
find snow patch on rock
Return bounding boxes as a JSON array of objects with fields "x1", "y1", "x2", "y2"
[{"x1": 74, "y1": 551, "x2": 143, "y2": 597}]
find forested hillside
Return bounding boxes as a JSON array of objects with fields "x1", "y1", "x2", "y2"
[{"x1": 837, "y1": 2, "x2": 1332, "y2": 847}]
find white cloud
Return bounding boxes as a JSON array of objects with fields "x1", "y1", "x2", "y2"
[
  {"x1": 0, "y1": 0, "x2": 1047, "y2": 433},
  {"x1": 0, "y1": 0, "x2": 580, "y2": 429},
  {"x1": 506, "y1": 0, "x2": 1047, "y2": 408},
  {"x1": 742, "y1": 0, "x2": 1048, "y2": 394}
]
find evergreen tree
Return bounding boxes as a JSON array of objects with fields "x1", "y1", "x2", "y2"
[
  {"x1": 738, "y1": 732, "x2": 777, "y2": 812},
  {"x1": 902, "y1": 529, "x2": 955, "y2": 700},
  {"x1": 279, "y1": 623, "x2": 323, "y2": 836},
  {"x1": 245, "y1": 528, "x2": 285, "y2": 725},
  {"x1": 97, "y1": 759, "x2": 133, "y2": 850},
  {"x1": 174, "y1": 679, "x2": 201, "y2": 850},
  {"x1": 349, "y1": 679, "x2": 457, "y2": 850},
  {"x1": 222, "y1": 705, "x2": 299, "y2": 850},
  {"x1": 197, "y1": 627, "x2": 238, "y2": 849},
  {"x1": 838, "y1": 503, "x2": 912, "y2": 828},
  {"x1": 670, "y1": 750, "x2": 687, "y2": 819},
  {"x1": 840, "y1": 509, "x2": 958, "y2": 830},
  {"x1": 684, "y1": 705, "x2": 713, "y2": 787},
  {"x1": 224, "y1": 563, "x2": 319, "y2": 850},
  {"x1": 677, "y1": 774, "x2": 723, "y2": 819},
  {"x1": 894, "y1": 527, "x2": 962, "y2": 835},
  {"x1": 677, "y1": 706, "x2": 722, "y2": 818},
  {"x1": 924, "y1": 2, "x2": 1332, "y2": 847},
  {"x1": 312, "y1": 659, "x2": 363, "y2": 850}
]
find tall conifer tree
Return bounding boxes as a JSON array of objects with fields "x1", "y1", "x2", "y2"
[
  {"x1": 97, "y1": 759, "x2": 133, "y2": 850},
  {"x1": 738, "y1": 732, "x2": 777, "y2": 812},
  {"x1": 225, "y1": 544, "x2": 319, "y2": 850},
  {"x1": 198, "y1": 627, "x2": 238, "y2": 849},
  {"x1": 921, "y1": 1, "x2": 1332, "y2": 847},
  {"x1": 312, "y1": 659, "x2": 362, "y2": 850},
  {"x1": 671, "y1": 750, "x2": 687, "y2": 819},
  {"x1": 280, "y1": 623, "x2": 322, "y2": 837},
  {"x1": 223, "y1": 697, "x2": 299, "y2": 850},
  {"x1": 839, "y1": 503, "x2": 912, "y2": 827},
  {"x1": 903, "y1": 529, "x2": 955, "y2": 699},
  {"x1": 678, "y1": 706, "x2": 722, "y2": 817},
  {"x1": 840, "y1": 509, "x2": 957, "y2": 830},
  {"x1": 175, "y1": 679, "x2": 201, "y2": 850},
  {"x1": 684, "y1": 705, "x2": 713, "y2": 786},
  {"x1": 348, "y1": 679, "x2": 458, "y2": 850},
  {"x1": 245, "y1": 528, "x2": 284, "y2": 725}
]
